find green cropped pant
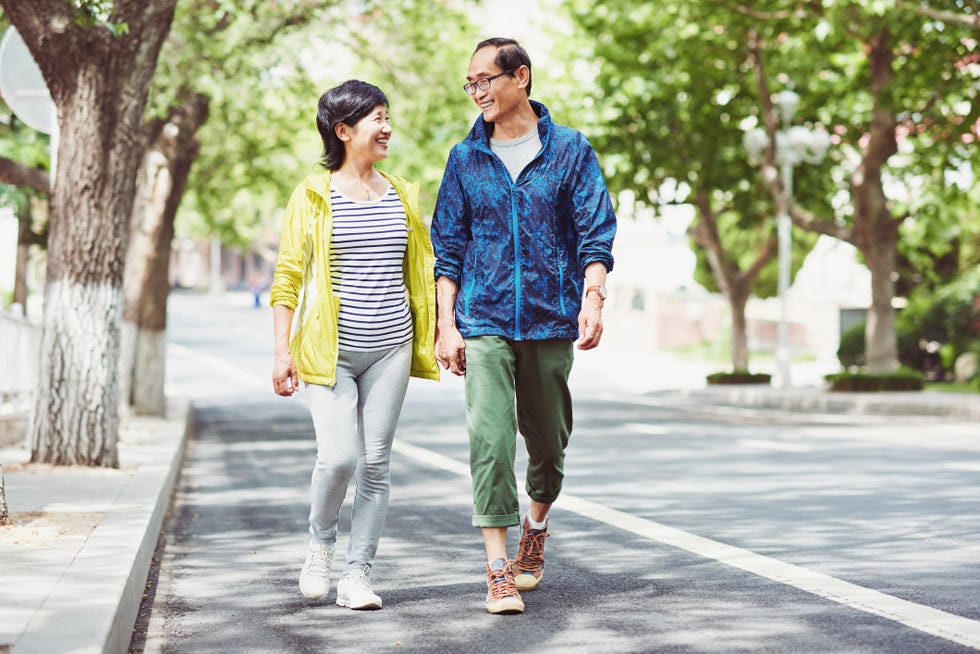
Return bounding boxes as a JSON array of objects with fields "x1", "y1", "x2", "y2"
[{"x1": 464, "y1": 336, "x2": 574, "y2": 528}]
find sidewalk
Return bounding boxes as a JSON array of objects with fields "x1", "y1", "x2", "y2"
[
  {"x1": 667, "y1": 384, "x2": 980, "y2": 422},
  {"x1": 571, "y1": 342, "x2": 980, "y2": 421},
  {"x1": 1, "y1": 368, "x2": 976, "y2": 653},
  {"x1": 0, "y1": 401, "x2": 189, "y2": 654}
]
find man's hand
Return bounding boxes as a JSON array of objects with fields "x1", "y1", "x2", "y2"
[
  {"x1": 273, "y1": 352, "x2": 299, "y2": 396},
  {"x1": 436, "y1": 324, "x2": 467, "y2": 375},
  {"x1": 575, "y1": 294, "x2": 603, "y2": 350}
]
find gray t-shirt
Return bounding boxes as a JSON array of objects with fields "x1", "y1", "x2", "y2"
[{"x1": 490, "y1": 127, "x2": 542, "y2": 182}]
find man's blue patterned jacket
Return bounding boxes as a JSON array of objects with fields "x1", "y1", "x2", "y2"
[{"x1": 431, "y1": 101, "x2": 617, "y2": 341}]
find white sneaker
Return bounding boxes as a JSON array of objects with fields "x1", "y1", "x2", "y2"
[
  {"x1": 299, "y1": 542, "x2": 335, "y2": 600},
  {"x1": 336, "y1": 569, "x2": 382, "y2": 610}
]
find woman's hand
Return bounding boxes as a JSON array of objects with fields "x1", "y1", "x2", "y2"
[{"x1": 273, "y1": 351, "x2": 299, "y2": 396}]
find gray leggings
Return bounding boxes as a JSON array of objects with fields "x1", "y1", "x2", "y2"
[{"x1": 306, "y1": 342, "x2": 411, "y2": 574}]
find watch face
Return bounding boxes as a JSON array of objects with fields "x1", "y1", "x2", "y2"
[{"x1": 597, "y1": 286, "x2": 608, "y2": 300}]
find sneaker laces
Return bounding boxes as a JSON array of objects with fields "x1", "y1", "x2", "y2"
[
  {"x1": 515, "y1": 530, "x2": 548, "y2": 573},
  {"x1": 345, "y1": 569, "x2": 373, "y2": 591},
  {"x1": 486, "y1": 565, "x2": 518, "y2": 601},
  {"x1": 304, "y1": 547, "x2": 331, "y2": 578}
]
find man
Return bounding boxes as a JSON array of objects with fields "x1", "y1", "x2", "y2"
[{"x1": 431, "y1": 37, "x2": 616, "y2": 615}]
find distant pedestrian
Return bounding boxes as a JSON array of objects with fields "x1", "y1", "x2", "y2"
[
  {"x1": 249, "y1": 273, "x2": 263, "y2": 308},
  {"x1": 270, "y1": 80, "x2": 438, "y2": 610},
  {"x1": 431, "y1": 38, "x2": 616, "y2": 614}
]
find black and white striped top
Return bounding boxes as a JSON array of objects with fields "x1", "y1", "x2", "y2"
[{"x1": 329, "y1": 184, "x2": 413, "y2": 351}]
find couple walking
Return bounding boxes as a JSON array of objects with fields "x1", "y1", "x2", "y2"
[{"x1": 270, "y1": 37, "x2": 617, "y2": 614}]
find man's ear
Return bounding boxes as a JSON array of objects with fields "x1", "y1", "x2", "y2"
[{"x1": 515, "y1": 65, "x2": 530, "y2": 90}]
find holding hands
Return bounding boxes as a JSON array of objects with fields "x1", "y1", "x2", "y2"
[{"x1": 436, "y1": 324, "x2": 467, "y2": 376}]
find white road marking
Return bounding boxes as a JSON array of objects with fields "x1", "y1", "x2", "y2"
[
  {"x1": 393, "y1": 440, "x2": 471, "y2": 477},
  {"x1": 738, "y1": 438, "x2": 814, "y2": 452},
  {"x1": 168, "y1": 342, "x2": 267, "y2": 390},
  {"x1": 944, "y1": 462, "x2": 980, "y2": 472},
  {"x1": 393, "y1": 439, "x2": 980, "y2": 651},
  {"x1": 624, "y1": 423, "x2": 671, "y2": 435},
  {"x1": 172, "y1": 344, "x2": 980, "y2": 650}
]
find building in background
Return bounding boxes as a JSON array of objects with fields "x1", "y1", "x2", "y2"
[{"x1": 604, "y1": 207, "x2": 871, "y2": 379}]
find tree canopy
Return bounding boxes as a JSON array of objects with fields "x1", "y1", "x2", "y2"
[{"x1": 564, "y1": 0, "x2": 978, "y2": 371}]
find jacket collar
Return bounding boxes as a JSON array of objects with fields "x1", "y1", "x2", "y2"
[
  {"x1": 304, "y1": 168, "x2": 410, "y2": 204},
  {"x1": 466, "y1": 99, "x2": 552, "y2": 154}
]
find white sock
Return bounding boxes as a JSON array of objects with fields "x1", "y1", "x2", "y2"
[{"x1": 527, "y1": 514, "x2": 548, "y2": 530}]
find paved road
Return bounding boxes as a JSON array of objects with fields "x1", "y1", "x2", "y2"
[{"x1": 132, "y1": 291, "x2": 980, "y2": 653}]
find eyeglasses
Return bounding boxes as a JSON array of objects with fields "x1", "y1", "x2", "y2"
[{"x1": 463, "y1": 69, "x2": 515, "y2": 95}]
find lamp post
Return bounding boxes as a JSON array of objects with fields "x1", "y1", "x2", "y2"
[{"x1": 744, "y1": 89, "x2": 830, "y2": 388}]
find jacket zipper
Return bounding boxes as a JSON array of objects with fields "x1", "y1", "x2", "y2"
[
  {"x1": 511, "y1": 187, "x2": 521, "y2": 339},
  {"x1": 487, "y1": 130, "x2": 547, "y2": 341}
]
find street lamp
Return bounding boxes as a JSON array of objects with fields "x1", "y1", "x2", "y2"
[{"x1": 744, "y1": 89, "x2": 830, "y2": 388}]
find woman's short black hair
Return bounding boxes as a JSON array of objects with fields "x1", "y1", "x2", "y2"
[
  {"x1": 473, "y1": 37, "x2": 532, "y2": 97},
  {"x1": 315, "y1": 80, "x2": 389, "y2": 170}
]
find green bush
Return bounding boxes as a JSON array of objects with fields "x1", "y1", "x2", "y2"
[
  {"x1": 824, "y1": 368, "x2": 925, "y2": 392},
  {"x1": 837, "y1": 320, "x2": 866, "y2": 368},
  {"x1": 838, "y1": 270, "x2": 979, "y2": 378},
  {"x1": 896, "y1": 270, "x2": 980, "y2": 373},
  {"x1": 706, "y1": 371, "x2": 772, "y2": 385}
]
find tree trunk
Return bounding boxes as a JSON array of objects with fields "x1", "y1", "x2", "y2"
[
  {"x1": 13, "y1": 196, "x2": 32, "y2": 314},
  {"x1": 1, "y1": 1, "x2": 179, "y2": 466},
  {"x1": 0, "y1": 460, "x2": 8, "y2": 525},
  {"x1": 863, "y1": 229, "x2": 900, "y2": 372},
  {"x1": 690, "y1": 192, "x2": 778, "y2": 373},
  {"x1": 120, "y1": 135, "x2": 172, "y2": 418},
  {"x1": 729, "y1": 287, "x2": 750, "y2": 371},
  {"x1": 121, "y1": 94, "x2": 209, "y2": 416},
  {"x1": 749, "y1": 27, "x2": 903, "y2": 374},
  {"x1": 852, "y1": 29, "x2": 901, "y2": 373}
]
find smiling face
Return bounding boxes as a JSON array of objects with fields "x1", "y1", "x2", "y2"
[
  {"x1": 467, "y1": 46, "x2": 528, "y2": 124},
  {"x1": 337, "y1": 104, "x2": 391, "y2": 164}
]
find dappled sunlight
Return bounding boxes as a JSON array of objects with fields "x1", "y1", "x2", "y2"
[{"x1": 139, "y1": 375, "x2": 980, "y2": 651}]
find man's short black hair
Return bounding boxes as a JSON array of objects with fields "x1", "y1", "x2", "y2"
[{"x1": 474, "y1": 37, "x2": 532, "y2": 97}]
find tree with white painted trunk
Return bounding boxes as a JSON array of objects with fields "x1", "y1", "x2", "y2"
[
  {"x1": 0, "y1": 1, "x2": 178, "y2": 466},
  {"x1": 0, "y1": 460, "x2": 8, "y2": 525},
  {"x1": 119, "y1": 94, "x2": 208, "y2": 417}
]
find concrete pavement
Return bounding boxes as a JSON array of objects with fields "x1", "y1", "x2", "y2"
[
  {"x1": 0, "y1": 401, "x2": 188, "y2": 654},
  {"x1": 0, "y1": 373, "x2": 976, "y2": 652}
]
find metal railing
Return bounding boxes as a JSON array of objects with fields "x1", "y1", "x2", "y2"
[{"x1": 1, "y1": 308, "x2": 39, "y2": 398}]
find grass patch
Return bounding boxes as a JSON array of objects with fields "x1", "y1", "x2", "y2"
[{"x1": 924, "y1": 381, "x2": 979, "y2": 394}]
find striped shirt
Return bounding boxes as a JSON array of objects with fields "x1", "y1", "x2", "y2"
[{"x1": 329, "y1": 183, "x2": 413, "y2": 351}]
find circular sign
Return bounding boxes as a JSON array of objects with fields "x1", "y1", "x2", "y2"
[{"x1": 0, "y1": 26, "x2": 55, "y2": 134}]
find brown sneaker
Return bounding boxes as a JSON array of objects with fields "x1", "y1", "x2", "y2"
[
  {"x1": 485, "y1": 559, "x2": 524, "y2": 614},
  {"x1": 512, "y1": 514, "x2": 549, "y2": 590}
]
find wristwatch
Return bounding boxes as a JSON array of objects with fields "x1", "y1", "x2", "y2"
[{"x1": 585, "y1": 285, "x2": 608, "y2": 301}]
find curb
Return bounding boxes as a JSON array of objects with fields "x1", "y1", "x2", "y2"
[
  {"x1": 9, "y1": 399, "x2": 189, "y2": 654},
  {"x1": 672, "y1": 386, "x2": 980, "y2": 421}
]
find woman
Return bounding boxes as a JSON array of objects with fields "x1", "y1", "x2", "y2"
[{"x1": 270, "y1": 80, "x2": 438, "y2": 610}]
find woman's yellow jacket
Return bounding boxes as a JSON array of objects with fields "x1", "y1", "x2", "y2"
[{"x1": 269, "y1": 169, "x2": 439, "y2": 386}]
